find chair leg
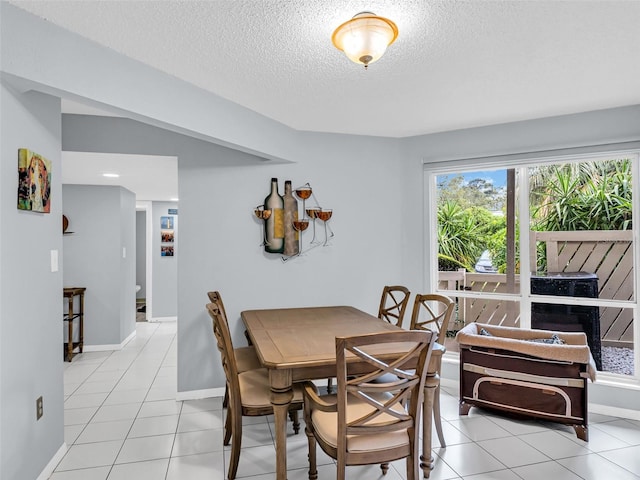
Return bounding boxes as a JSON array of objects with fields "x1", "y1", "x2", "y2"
[
  {"x1": 227, "y1": 408, "x2": 243, "y2": 480},
  {"x1": 305, "y1": 423, "x2": 318, "y2": 480},
  {"x1": 326, "y1": 377, "x2": 334, "y2": 394},
  {"x1": 223, "y1": 405, "x2": 232, "y2": 446},
  {"x1": 223, "y1": 385, "x2": 229, "y2": 408},
  {"x1": 433, "y1": 384, "x2": 446, "y2": 447},
  {"x1": 337, "y1": 453, "x2": 346, "y2": 480},
  {"x1": 289, "y1": 409, "x2": 301, "y2": 434}
]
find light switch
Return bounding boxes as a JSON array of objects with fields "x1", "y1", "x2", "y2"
[
  {"x1": 122, "y1": 247, "x2": 126, "y2": 259},
  {"x1": 50, "y1": 250, "x2": 58, "y2": 272}
]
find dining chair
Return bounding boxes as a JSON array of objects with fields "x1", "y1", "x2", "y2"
[
  {"x1": 303, "y1": 329, "x2": 436, "y2": 480},
  {"x1": 326, "y1": 285, "x2": 412, "y2": 394},
  {"x1": 207, "y1": 290, "x2": 253, "y2": 344},
  {"x1": 206, "y1": 302, "x2": 304, "y2": 480},
  {"x1": 206, "y1": 291, "x2": 261, "y2": 407},
  {"x1": 409, "y1": 293, "x2": 455, "y2": 457},
  {"x1": 378, "y1": 285, "x2": 411, "y2": 327}
]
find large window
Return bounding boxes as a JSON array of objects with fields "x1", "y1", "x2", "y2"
[{"x1": 427, "y1": 153, "x2": 639, "y2": 381}]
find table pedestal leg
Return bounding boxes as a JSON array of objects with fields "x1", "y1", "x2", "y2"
[{"x1": 270, "y1": 369, "x2": 293, "y2": 480}]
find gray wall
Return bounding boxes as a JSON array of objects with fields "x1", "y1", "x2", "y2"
[
  {"x1": 135, "y1": 210, "x2": 146, "y2": 299},
  {"x1": 407, "y1": 104, "x2": 640, "y2": 163},
  {"x1": 152, "y1": 201, "x2": 178, "y2": 318},
  {"x1": 0, "y1": 85, "x2": 64, "y2": 480},
  {"x1": 119, "y1": 188, "x2": 136, "y2": 340},
  {"x1": 62, "y1": 184, "x2": 136, "y2": 346},
  {"x1": 178, "y1": 132, "x2": 406, "y2": 392},
  {"x1": 60, "y1": 116, "x2": 408, "y2": 393}
]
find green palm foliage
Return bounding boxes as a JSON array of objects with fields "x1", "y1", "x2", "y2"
[
  {"x1": 530, "y1": 159, "x2": 632, "y2": 271},
  {"x1": 531, "y1": 159, "x2": 632, "y2": 232},
  {"x1": 437, "y1": 159, "x2": 632, "y2": 274},
  {"x1": 437, "y1": 201, "x2": 486, "y2": 271}
]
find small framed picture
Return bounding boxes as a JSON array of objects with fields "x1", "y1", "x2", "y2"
[
  {"x1": 18, "y1": 148, "x2": 52, "y2": 213},
  {"x1": 161, "y1": 229, "x2": 174, "y2": 243},
  {"x1": 161, "y1": 216, "x2": 174, "y2": 229},
  {"x1": 161, "y1": 245, "x2": 174, "y2": 257}
]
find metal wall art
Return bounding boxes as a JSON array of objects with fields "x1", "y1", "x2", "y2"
[{"x1": 254, "y1": 178, "x2": 334, "y2": 261}]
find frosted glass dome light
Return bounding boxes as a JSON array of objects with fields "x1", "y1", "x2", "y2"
[{"x1": 332, "y1": 12, "x2": 398, "y2": 69}]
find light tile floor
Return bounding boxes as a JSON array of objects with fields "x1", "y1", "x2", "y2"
[{"x1": 51, "y1": 321, "x2": 640, "y2": 479}]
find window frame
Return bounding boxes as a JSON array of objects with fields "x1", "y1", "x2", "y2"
[{"x1": 424, "y1": 148, "x2": 640, "y2": 387}]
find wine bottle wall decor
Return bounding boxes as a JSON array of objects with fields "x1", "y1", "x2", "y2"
[
  {"x1": 264, "y1": 178, "x2": 284, "y2": 253},
  {"x1": 282, "y1": 181, "x2": 299, "y2": 256},
  {"x1": 254, "y1": 178, "x2": 334, "y2": 261}
]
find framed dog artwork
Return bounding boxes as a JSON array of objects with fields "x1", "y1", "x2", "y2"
[{"x1": 17, "y1": 148, "x2": 51, "y2": 213}]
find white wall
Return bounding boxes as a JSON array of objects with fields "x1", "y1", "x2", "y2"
[
  {"x1": 0, "y1": 85, "x2": 64, "y2": 480},
  {"x1": 62, "y1": 184, "x2": 136, "y2": 346}
]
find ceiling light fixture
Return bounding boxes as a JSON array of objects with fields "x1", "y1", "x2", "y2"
[
  {"x1": 331, "y1": 11, "x2": 398, "y2": 69},
  {"x1": 102, "y1": 173, "x2": 120, "y2": 178}
]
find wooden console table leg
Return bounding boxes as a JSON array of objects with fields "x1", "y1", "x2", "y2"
[
  {"x1": 67, "y1": 295, "x2": 74, "y2": 362},
  {"x1": 79, "y1": 291, "x2": 84, "y2": 353}
]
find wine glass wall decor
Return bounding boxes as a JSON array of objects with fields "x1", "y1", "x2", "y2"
[{"x1": 253, "y1": 178, "x2": 334, "y2": 261}]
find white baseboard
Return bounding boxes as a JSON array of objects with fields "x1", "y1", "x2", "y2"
[
  {"x1": 589, "y1": 403, "x2": 640, "y2": 421},
  {"x1": 149, "y1": 316, "x2": 177, "y2": 323},
  {"x1": 176, "y1": 387, "x2": 224, "y2": 401},
  {"x1": 37, "y1": 442, "x2": 67, "y2": 480},
  {"x1": 83, "y1": 330, "x2": 136, "y2": 352}
]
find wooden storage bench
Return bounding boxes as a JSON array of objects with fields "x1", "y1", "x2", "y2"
[{"x1": 456, "y1": 323, "x2": 596, "y2": 441}]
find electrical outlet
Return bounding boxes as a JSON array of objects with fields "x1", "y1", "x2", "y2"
[{"x1": 36, "y1": 396, "x2": 43, "y2": 420}]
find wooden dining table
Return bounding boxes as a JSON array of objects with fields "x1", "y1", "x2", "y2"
[{"x1": 241, "y1": 305, "x2": 437, "y2": 479}]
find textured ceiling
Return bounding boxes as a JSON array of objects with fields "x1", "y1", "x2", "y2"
[{"x1": 9, "y1": 0, "x2": 640, "y2": 138}]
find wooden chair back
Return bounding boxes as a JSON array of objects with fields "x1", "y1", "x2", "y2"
[
  {"x1": 377, "y1": 285, "x2": 411, "y2": 327},
  {"x1": 207, "y1": 291, "x2": 227, "y2": 314},
  {"x1": 208, "y1": 290, "x2": 254, "y2": 346},
  {"x1": 206, "y1": 302, "x2": 241, "y2": 412},
  {"x1": 335, "y1": 330, "x2": 435, "y2": 476},
  {"x1": 409, "y1": 294, "x2": 455, "y2": 344}
]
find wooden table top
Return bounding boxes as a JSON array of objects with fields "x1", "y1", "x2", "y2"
[
  {"x1": 241, "y1": 305, "x2": 407, "y2": 370},
  {"x1": 63, "y1": 287, "x2": 86, "y2": 297}
]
